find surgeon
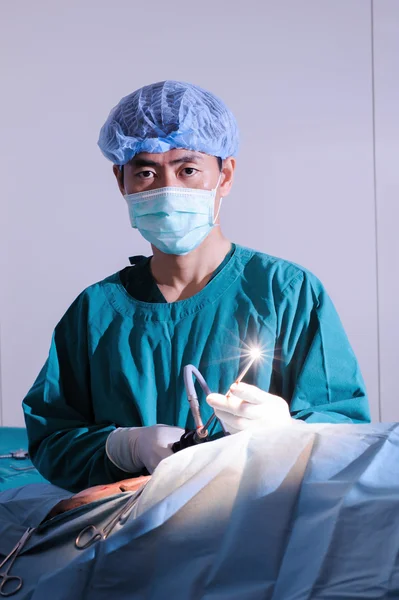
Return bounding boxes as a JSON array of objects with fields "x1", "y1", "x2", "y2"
[{"x1": 23, "y1": 80, "x2": 370, "y2": 492}]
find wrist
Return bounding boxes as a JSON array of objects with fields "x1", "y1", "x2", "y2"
[{"x1": 106, "y1": 427, "x2": 144, "y2": 473}]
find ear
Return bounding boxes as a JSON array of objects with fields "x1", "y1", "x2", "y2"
[
  {"x1": 219, "y1": 157, "x2": 236, "y2": 198},
  {"x1": 113, "y1": 164, "x2": 125, "y2": 195}
]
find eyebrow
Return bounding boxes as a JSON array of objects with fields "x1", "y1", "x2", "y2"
[{"x1": 130, "y1": 153, "x2": 205, "y2": 168}]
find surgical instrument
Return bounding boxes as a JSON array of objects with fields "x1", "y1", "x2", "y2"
[
  {"x1": 173, "y1": 349, "x2": 262, "y2": 453},
  {"x1": 172, "y1": 365, "x2": 227, "y2": 453},
  {"x1": 183, "y1": 365, "x2": 209, "y2": 431},
  {"x1": 75, "y1": 483, "x2": 147, "y2": 550},
  {"x1": 0, "y1": 528, "x2": 35, "y2": 597},
  {"x1": 9, "y1": 466, "x2": 36, "y2": 472},
  {"x1": 197, "y1": 348, "x2": 262, "y2": 437},
  {"x1": 0, "y1": 450, "x2": 29, "y2": 460}
]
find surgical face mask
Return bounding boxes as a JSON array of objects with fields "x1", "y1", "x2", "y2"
[{"x1": 124, "y1": 175, "x2": 223, "y2": 255}]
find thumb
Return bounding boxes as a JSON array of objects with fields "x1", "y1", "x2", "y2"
[{"x1": 206, "y1": 393, "x2": 226, "y2": 409}]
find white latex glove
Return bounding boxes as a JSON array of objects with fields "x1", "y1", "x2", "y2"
[
  {"x1": 206, "y1": 382, "x2": 291, "y2": 434},
  {"x1": 106, "y1": 424, "x2": 184, "y2": 474}
]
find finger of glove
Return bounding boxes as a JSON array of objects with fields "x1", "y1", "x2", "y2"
[
  {"x1": 137, "y1": 426, "x2": 183, "y2": 473},
  {"x1": 228, "y1": 382, "x2": 268, "y2": 405},
  {"x1": 229, "y1": 384, "x2": 290, "y2": 412},
  {"x1": 215, "y1": 407, "x2": 293, "y2": 434},
  {"x1": 230, "y1": 395, "x2": 290, "y2": 422},
  {"x1": 213, "y1": 413, "x2": 241, "y2": 435},
  {"x1": 146, "y1": 425, "x2": 185, "y2": 446},
  {"x1": 214, "y1": 408, "x2": 260, "y2": 432},
  {"x1": 206, "y1": 393, "x2": 227, "y2": 410},
  {"x1": 208, "y1": 392, "x2": 266, "y2": 419}
]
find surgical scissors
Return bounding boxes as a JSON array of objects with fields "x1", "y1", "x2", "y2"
[
  {"x1": 9, "y1": 466, "x2": 36, "y2": 472},
  {"x1": 0, "y1": 527, "x2": 35, "y2": 597},
  {"x1": 75, "y1": 484, "x2": 146, "y2": 550}
]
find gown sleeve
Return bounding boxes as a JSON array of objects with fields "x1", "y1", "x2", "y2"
[
  {"x1": 272, "y1": 270, "x2": 371, "y2": 424},
  {"x1": 22, "y1": 292, "x2": 134, "y2": 492}
]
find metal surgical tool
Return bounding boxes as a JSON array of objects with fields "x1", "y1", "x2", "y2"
[
  {"x1": 75, "y1": 484, "x2": 147, "y2": 550},
  {"x1": 9, "y1": 466, "x2": 36, "y2": 472},
  {"x1": 0, "y1": 528, "x2": 35, "y2": 597},
  {"x1": 172, "y1": 350, "x2": 262, "y2": 453},
  {"x1": 0, "y1": 450, "x2": 29, "y2": 461},
  {"x1": 197, "y1": 348, "x2": 262, "y2": 437}
]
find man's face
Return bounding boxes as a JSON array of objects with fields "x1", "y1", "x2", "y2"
[{"x1": 113, "y1": 149, "x2": 235, "y2": 220}]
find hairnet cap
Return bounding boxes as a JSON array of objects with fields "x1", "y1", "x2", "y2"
[{"x1": 98, "y1": 80, "x2": 239, "y2": 165}]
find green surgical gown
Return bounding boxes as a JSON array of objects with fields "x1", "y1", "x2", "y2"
[{"x1": 23, "y1": 244, "x2": 370, "y2": 492}]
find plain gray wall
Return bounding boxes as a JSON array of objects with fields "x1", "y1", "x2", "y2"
[
  {"x1": 1, "y1": 0, "x2": 396, "y2": 426},
  {"x1": 373, "y1": 0, "x2": 399, "y2": 421}
]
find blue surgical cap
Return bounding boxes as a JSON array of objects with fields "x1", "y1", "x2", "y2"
[{"x1": 98, "y1": 80, "x2": 239, "y2": 165}]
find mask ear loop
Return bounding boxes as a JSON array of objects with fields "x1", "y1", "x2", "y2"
[
  {"x1": 212, "y1": 172, "x2": 223, "y2": 226},
  {"x1": 213, "y1": 197, "x2": 223, "y2": 226}
]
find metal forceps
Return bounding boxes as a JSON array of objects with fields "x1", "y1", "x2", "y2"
[
  {"x1": 0, "y1": 527, "x2": 35, "y2": 597},
  {"x1": 75, "y1": 485, "x2": 146, "y2": 550},
  {"x1": 0, "y1": 450, "x2": 29, "y2": 461}
]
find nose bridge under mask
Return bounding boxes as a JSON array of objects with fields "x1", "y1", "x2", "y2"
[
  {"x1": 127, "y1": 171, "x2": 222, "y2": 201},
  {"x1": 123, "y1": 171, "x2": 224, "y2": 255}
]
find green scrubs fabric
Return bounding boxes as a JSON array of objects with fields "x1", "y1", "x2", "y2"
[
  {"x1": 121, "y1": 245, "x2": 234, "y2": 303},
  {"x1": 23, "y1": 244, "x2": 370, "y2": 492}
]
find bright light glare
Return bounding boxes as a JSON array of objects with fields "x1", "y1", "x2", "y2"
[{"x1": 250, "y1": 347, "x2": 262, "y2": 360}]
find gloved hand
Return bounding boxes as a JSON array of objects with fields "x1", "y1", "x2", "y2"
[
  {"x1": 106, "y1": 424, "x2": 184, "y2": 474},
  {"x1": 206, "y1": 382, "x2": 291, "y2": 434}
]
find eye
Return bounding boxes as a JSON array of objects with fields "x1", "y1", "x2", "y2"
[
  {"x1": 136, "y1": 170, "x2": 155, "y2": 179},
  {"x1": 181, "y1": 167, "x2": 198, "y2": 176}
]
